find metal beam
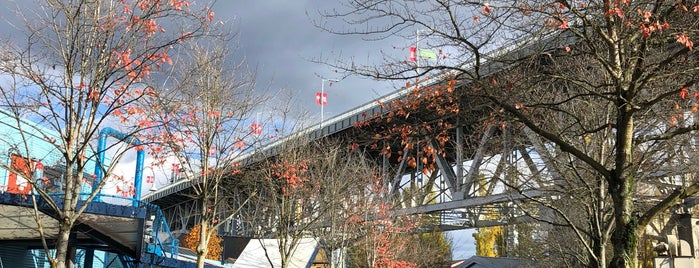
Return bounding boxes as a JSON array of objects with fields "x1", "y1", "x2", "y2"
[
  {"x1": 431, "y1": 139, "x2": 458, "y2": 193},
  {"x1": 463, "y1": 124, "x2": 497, "y2": 197},
  {"x1": 425, "y1": 215, "x2": 538, "y2": 231},
  {"x1": 392, "y1": 190, "x2": 542, "y2": 217},
  {"x1": 390, "y1": 148, "x2": 410, "y2": 196}
]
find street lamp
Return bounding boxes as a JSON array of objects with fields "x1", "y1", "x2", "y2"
[{"x1": 320, "y1": 78, "x2": 339, "y2": 133}]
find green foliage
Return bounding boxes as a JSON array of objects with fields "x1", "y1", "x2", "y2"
[
  {"x1": 473, "y1": 226, "x2": 504, "y2": 257},
  {"x1": 508, "y1": 224, "x2": 538, "y2": 259}
]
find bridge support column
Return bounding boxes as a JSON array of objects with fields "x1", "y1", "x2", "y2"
[{"x1": 456, "y1": 125, "x2": 464, "y2": 193}]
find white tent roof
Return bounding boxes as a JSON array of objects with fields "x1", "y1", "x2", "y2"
[{"x1": 232, "y1": 238, "x2": 319, "y2": 268}]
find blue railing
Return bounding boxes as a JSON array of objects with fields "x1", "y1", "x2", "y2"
[{"x1": 141, "y1": 201, "x2": 179, "y2": 257}]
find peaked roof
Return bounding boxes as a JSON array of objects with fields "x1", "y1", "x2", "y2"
[{"x1": 232, "y1": 238, "x2": 320, "y2": 268}]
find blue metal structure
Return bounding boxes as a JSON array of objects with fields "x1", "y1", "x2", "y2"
[
  {"x1": 93, "y1": 127, "x2": 145, "y2": 207},
  {"x1": 0, "y1": 112, "x2": 190, "y2": 267}
]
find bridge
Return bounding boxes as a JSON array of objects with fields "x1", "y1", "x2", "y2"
[{"x1": 142, "y1": 33, "x2": 577, "y2": 238}]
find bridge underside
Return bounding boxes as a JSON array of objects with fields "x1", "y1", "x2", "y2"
[
  {"x1": 147, "y1": 90, "x2": 550, "y2": 235},
  {"x1": 0, "y1": 192, "x2": 145, "y2": 256}
]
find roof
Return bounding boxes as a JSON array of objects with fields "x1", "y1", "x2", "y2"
[
  {"x1": 231, "y1": 238, "x2": 320, "y2": 268},
  {"x1": 451, "y1": 256, "x2": 536, "y2": 268}
]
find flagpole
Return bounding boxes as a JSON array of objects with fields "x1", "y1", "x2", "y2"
[
  {"x1": 416, "y1": 29, "x2": 420, "y2": 73},
  {"x1": 321, "y1": 79, "x2": 325, "y2": 130}
]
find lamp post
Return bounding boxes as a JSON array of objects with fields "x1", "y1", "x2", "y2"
[{"x1": 320, "y1": 78, "x2": 339, "y2": 134}]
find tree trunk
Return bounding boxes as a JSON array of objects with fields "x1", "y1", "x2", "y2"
[
  {"x1": 196, "y1": 221, "x2": 210, "y2": 268},
  {"x1": 609, "y1": 179, "x2": 638, "y2": 268},
  {"x1": 54, "y1": 220, "x2": 72, "y2": 268},
  {"x1": 608, "y1": 84, "x2": 637, "y2": 268}
]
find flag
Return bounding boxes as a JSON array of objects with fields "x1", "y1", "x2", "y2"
[
  {"x1": 315, "y1": 92, "x2": 328, "y2": 106},
  {"x1": 251, "y1": 123, "x2": 262, "y2": 135},
  {"x1": 419, "y1": 49, "x2": 437, "y2": 60},
  {"x1": 409, "y1": 46, "x2": 417, "y2": 62}
]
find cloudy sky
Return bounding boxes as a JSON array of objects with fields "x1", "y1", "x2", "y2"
[{"x1": 212, "y1": 0, "x2": 400, "y2": 122}]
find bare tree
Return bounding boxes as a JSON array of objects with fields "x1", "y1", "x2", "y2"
[
  {"x1": 316, "y1": 1, "x2": 699, "y2": 267},
  {"x1": 341, "y1": 183, "x2": 448, "y2": 268},
  {"x1": 0, "y1": 1, "x2": 213, "y2": 267},
  {"x1": 237, "y1": 137, "x2": 379, "y2": 268},
  {"x1": 141, "y1": 35, "x2": 260, "y2": 268}
]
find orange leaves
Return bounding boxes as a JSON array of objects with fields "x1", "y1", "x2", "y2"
[
  {"x1": 638, "y1": 9, "x2": 651, "y2": 22},
  {"x1": 341, "y1": 182, "x2": 422, "y2": 268},
  {"x1": 170, "y1": 0, "x2": 190, "y2": 10},
  {"x1": 137, "y1": 118, "x2": 153, "y2": 128},
  {"x1": 354, "y1": 80, "x2": 457, "y2": 177},
  {"x1": 229, "y1": 168, "x2": 242, "y2": 177},
  {"x1": 127, "y1": 106, "x2": 142, "y2": 115},
  {"x1": 207, "y1": 110, "x2": 221, "y2": 118},
  {"x1": 382, "y1": 144, "x2": 392, "y2": 159},
  {"x1": 680, "y1": 86, "x2": 690, "y2": 99},
  {"x1": 235, "y1": 139, "x2": 246, "y2": 150},
  {"x1": 407, "y1": 156, "x2": 417, "y2": 168},
  {"x1": 112, "y1": 49, "x2": 133, "y2": 67},
  {"x1": 206, "y1": 8, "x2": 215, "y2": 22},
  {"x1": 123, "y1": 4, "x2": 133, "y2": 15},
  {"x1": 137, "y1": 0, "x2": 154, "y2": 11},
  {"x1": 559, "y1": 18, "x2": 569, "y2": 30},
  {"x1": 669, "y1": 85, "x2": 699, "y2": 126},
  {"x1": 115, "y1": 179, "x2": 135, "y2": 198},
  {"x1": 604, "y1": 7, "x2": 625, "y2": 18},
  {"x1": 181, "y1": 224, "x2": 223, "y2": 260},
  {"x1": 676, "y1": 33, "x2": 694, "y2": 51},
  {"x1": 154, "y1": 52, "x2": 173, "y2": 66},
  {"x1": 639, "y1": 21, "x2": 669, "y2": 38},
  {"x1": 482, "y1": 3, "x2": 491, "y2": 15},
  {"x1": 631, "y1": 8, "x2": 675, "y2": 39},
  {"x1": 142, "y1": 19, "x2": 161, "y2": 36},
  {"x1": 271, "y1": 160, "x2": 310, "y2": 195}
]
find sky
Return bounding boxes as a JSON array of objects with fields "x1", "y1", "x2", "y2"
[
  {"x1": 0, "y1": 0, "x2": 476, "y2": 260},
  {"x1": 212, "y1": 1, "x2": 399, "y2": 121}
]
